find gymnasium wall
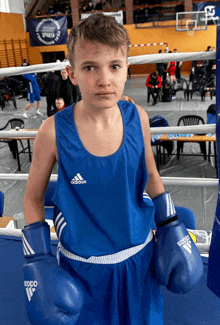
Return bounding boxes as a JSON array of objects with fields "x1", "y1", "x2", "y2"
[
  {"x1": 125, "y1": 23, "x2": 216, "y2": 76},
  {"x1": 0, "y1": 13, "x2": 25, "y2": 39},
  {"x1": 25, "y1": 22, "x2": 216, "y2": 75},
  {"x1": 25, "y1": 32, "x2": 68, "y2": 65},
  {"x1": 0, "y1": 11, "x2": 217, "y2": 75}
]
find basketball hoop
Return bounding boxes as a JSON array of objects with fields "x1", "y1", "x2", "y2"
[{"x1": 188, "y1": 26, "x2": 195, "y2": 36}]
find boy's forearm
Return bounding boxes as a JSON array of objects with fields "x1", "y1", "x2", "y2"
[
  {"x1": 23, "y1": 196, "x2": 46, "y2": 225},
  {"x1": 145, "y1": 173, "x2": 165, "y2": 199}
]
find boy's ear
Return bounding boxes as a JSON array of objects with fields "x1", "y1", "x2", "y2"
[{"x1": 66, "y1": 65, "x2": 78, "y2": 86}]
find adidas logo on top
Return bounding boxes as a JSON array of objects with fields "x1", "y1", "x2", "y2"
[
  {"x1": 71, "y1": 173, "x2": 87, "y2": 184},
  {"x1": 24, "y1": 280, "x2": 38, "y2": 302}
]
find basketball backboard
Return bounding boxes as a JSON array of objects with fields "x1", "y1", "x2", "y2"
[{"x1": 176, "y1": 11, "x2": 208, "y2": 32}]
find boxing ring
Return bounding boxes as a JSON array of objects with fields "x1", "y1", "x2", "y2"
[{"x1": 0, "y1": 28, "x2": 220, "y2": 324}]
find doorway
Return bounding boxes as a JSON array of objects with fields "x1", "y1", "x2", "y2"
[{"x1": 41, "y1": 51, "x2": 65, "y2": 63}]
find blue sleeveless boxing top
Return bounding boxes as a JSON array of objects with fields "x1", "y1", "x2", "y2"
[{"x1": 53, "y1": 101, "x2": 155, "y2": 258}]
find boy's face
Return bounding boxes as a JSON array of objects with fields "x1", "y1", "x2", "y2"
[
  {"x1": 67, "y1": 40, "x2": 129, "y2": 110},
  {"x1": 56, "y1": 99, "x2": 64, "y2": 109}
]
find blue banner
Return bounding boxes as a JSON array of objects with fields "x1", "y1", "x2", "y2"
[
  {"x1": 29, "y1": 16, "x2": 67, "y2": 47},
  {"x1": 193, "y1": 2, "x2": 220, "y2": 24}
]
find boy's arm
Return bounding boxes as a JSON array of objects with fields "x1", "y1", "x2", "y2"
[
  {"x1": 135, "y1": 104, "x2": 165, "y2": 198},
  {"x1": 22, "y1": 116, "x2": 84, "y2": 324},
  {"x1": 23, "y1": 116, "x2": 57, "y2": 225},
  {"x1": 137, "y1": 105, "x2": 203, "y2": 293}
]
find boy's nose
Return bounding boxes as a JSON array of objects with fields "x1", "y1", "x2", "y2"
[{"x1": 97, "y1": 70, "x2": 111, "y2": 87}]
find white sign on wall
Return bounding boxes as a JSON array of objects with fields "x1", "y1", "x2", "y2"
[{"x1": 81, "y1": 10, "x2": 124, "y2": 25}]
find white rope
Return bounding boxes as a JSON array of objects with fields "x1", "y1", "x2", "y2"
[
  {"x1": 0, "y1": 173, "x2": 57, "y2": 181},
  {"x1": 150, "y1": 124, "x2": 216, "y2": 135},
  {"x1": 0, "y1": 51, "x2": 215, "y2": 76},
  {"x1": 0, "y1": 124, "x2": 216, "y2": 138},
  {"x1": 0, "y1": 173, "x2": 218, "y2": 186},
  {"x1": 128, "y1": 50, "x2": 216, "y2": 65},
  {"x1": 0, "y1": 61, "x2": 67, "y2": 77},
  {"x1": 162, "y1": 177, "x2": 218, "y2": 187}
]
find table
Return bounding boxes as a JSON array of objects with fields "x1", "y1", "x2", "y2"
[
  {"x1": 152, "y1": 134, "x2": 217, "y2": 175},
  {"x1": 0, "y1": 129, "x2": 37, "y2": 171}
]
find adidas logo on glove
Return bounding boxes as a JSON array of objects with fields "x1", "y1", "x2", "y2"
[
  {"x1": 24, "y1": 280, "x2": 38, "y2": 302},
  {"x1": 177, "y1": 235, "x2": 192, "y2": 254}
]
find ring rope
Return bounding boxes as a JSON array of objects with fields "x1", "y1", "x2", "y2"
[
  {"x1": 0, "y1": 124, "x2": 216, "y2": 138},
  {"x1": 0, "y1": 173, "x2": 217, "y2": 186},
  {"x1": 0, "y1": 51, "x2": 216, "y2": 76}
]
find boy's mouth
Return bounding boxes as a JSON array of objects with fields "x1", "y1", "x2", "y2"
[{"x1": 95, "y1": 92, "x2": 114, "y2": 95}]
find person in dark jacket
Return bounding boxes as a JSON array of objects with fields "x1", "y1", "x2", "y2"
[
  {"x1": 43, "y1": 71, "x2": 60, "y2": 117},
  {"x1": 57, "y1": 69, "x2": 81, "y2": 107},
  {"x1": 146, "y1": 71, "x2": 162, "y2": 105}
]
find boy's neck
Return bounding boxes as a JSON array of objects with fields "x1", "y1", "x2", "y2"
[{"x1": 75, "y1": 100, "x2": 121, "y2": 127}]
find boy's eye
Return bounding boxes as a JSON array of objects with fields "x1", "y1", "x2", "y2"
[
  {"x1": 84, "y1": 66, "x2": 94, "y2": 71},
  {"x1": 112, "y1": 64, "x2": 120, "y2": 70}
]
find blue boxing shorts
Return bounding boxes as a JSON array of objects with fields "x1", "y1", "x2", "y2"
[
  {"x1": 57, "y1": 230, "x2": 164, "y2": 325},
  {"x1": 27, "y1": 91, "x2": 41, "y2": 103}
]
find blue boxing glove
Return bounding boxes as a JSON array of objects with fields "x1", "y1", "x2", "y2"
[
  {"x1": 22, "y1": 221, "x2": 84, "y2": 325},
  {"x1": 152, "y1": 192, "x2": 203, "y2": 293}
]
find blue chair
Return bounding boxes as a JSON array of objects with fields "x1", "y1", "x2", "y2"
[
  {"x1": 175, "y1": 206, "x2": 196, "y2": 229},
  {"x1": 0, "y1": 191, "x2": 4, "y2": 217},
  {"x1": 44, "y1": 181, "x2": 56, "y2": 220}
]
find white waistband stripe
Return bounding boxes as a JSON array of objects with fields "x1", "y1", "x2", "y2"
[{"x1": 59, "y1": 230, "x2": 153, "y2": 264}]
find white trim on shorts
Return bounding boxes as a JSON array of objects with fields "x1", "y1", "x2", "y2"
[{"x1": 59, "y1": 229, "x2": 153, "y2": 265}]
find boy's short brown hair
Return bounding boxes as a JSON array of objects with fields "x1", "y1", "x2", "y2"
[{"x1": 67, "y1": 13, "x2": 130, "y2": 67}]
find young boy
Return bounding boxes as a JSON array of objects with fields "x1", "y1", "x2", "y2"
[
  {"x1": 22, "y1": 13, "x2": 203, "y2": 325},
  {"x1": 55, "y1": 97, "x2": 65, "y2": 112}
]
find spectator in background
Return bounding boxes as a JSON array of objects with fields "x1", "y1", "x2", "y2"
[
  {"x1": 156, "y1": 49, "x2": 163, "y2": 77},
  {"x1": 55, "y1": 97, "x2": 65, "y2": 112},
  {"x1": 95, "y1": 0, "x2": 103, "y2": 10},
  {"x1": 207, "y1": 104, "x2": 216, "y2": 124},
  {"x1": 43, "y1": 71, "x2": 60, "y2": 117},
  {"x1": 162, "y1": 47, "x2": 168, "y2": 81},
  {"x1": 166, "y1": 50, "x2": 176, "y2": 84},
  {"x1": 173, "y1": 48, "x2": 182, "y2": 84},
  {"x1": 87, "y1": 1, "x2": 95, "y2": 12},
  {"x1": 192, "y1": 56, "x2": 208, "y2": 76},
  {"x1": 206, "y1": 46, "x2": 216, "y2": 78},
  {"x1": 22, "y1": 58, "x2": 30, "y2": 67},
  {"x1": 81, "y1": 1, "x2": 88, "y2": 12},
  {"x1": 146, "y1": 71, "x2": 162, "y2": 105},
  {"x1": 54, "y1": 0, "x2": 63, "y2": 14},
  {"x1": 47, "y1": 4, "x2": 55, "y2": 15},
  {"x1": 36, "y1": 10, "x2": 42, "y2": 16},
  {"x1": 64, "y1": 4, "x2": 71, "y2": 14},
  {"x1": 57, "y1": 69, "x2": 81, "y2": 107},
  {"x1": 103, "y1": 0, "x2": 111, "y2": 9}
]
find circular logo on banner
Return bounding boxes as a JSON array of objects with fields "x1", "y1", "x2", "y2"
[{"x1": 36, "y1": 18, "x2": 61, "y2": 45}]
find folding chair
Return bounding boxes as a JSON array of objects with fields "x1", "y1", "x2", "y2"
[{"x1": 177, "y1": 115, "x2": 206, "y2": 160}]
